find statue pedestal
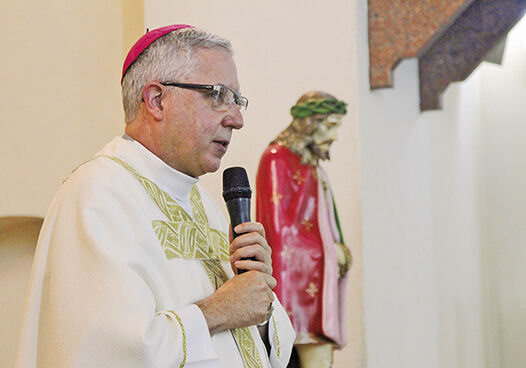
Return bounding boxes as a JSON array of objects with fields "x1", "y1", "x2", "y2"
[{"x1": 296, "y1": 343, "x2": 333, "y2": 368}]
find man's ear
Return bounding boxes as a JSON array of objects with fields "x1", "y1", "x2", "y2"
[{"x1": 142, "y1": 82, "x2": 164, "y2": 121}]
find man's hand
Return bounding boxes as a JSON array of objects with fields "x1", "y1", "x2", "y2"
[
  {"x1": 196, "y1": 271, "x2": 276, "y2": 334},
  {"x1": 229, "y1": 222, "x2": 273, "y2": 275},
  {"x1": 196, "y1": 222, "x2": 276, "y2": 335}
]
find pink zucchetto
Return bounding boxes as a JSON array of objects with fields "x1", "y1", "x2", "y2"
[{"x1": 121, "y1": 24, "x2": 194, "y2": 84}]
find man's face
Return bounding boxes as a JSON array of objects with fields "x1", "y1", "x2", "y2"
[
  {"x1": 309, "y1": 113, "x2": 342, "y2": 160},
  {"x1": 159, "y1": 48, "x2": 244, "y2": 177}
]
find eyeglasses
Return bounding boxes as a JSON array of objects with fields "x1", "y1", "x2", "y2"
[{"x1": 160, "y1": 82, "x2": 248, "y2": 112}]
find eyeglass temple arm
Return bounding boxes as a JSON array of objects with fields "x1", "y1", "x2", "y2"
[{"x1": 162, "y1": 82, "x2": 215, "y2": 91}]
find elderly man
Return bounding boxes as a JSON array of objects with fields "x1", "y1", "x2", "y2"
[
  {"x1": 256, "y1": 91, "x2": 351, "y2": 368},
  {"x1": 16, "y1": 25, "x2": 294, "y2": 368}
]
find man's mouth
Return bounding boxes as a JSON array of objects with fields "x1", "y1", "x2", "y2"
[{"x1": 213, "y1": 139, "x2": 229, "y2": 148}]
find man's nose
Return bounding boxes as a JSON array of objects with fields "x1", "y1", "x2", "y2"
[{"x1": 223, "y1": 104, "x2": 244, "y2": 130}]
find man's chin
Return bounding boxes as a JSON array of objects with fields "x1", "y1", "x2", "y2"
[{"x1": 202, "y1": 158, "x2": 222, "y2": 175}]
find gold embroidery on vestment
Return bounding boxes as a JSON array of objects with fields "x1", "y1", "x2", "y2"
[
  {"x1": 167, "y1": 311, "x2": 187, "y2": 368},
  {"x1": 271, "y1": 315, "x2": 281, "y2": 359},
  {"x1": 107, "y1": 156, "x2": 264, "y2": 368}
]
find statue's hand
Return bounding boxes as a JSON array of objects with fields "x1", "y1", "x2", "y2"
[{"x1": 334, "y1": 242, "x2": 352, "y2": 277}]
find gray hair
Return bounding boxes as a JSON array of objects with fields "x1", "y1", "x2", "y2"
[{"x1": 121, "y1": 28, "x2": 233, "y2": 123}]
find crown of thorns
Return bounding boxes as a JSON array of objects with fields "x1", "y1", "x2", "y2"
[{"x1": 290, "y1": 98, "x2": 347, "y2": 119}]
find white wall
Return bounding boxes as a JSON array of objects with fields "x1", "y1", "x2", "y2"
[
  {"x1": 478, "y1": 16, "x2": 526, "y2": 368},
  {"x1": 356, "y1": 1, "x2": 486, "y2": 367}
]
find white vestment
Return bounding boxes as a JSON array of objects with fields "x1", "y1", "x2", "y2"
[{"x1": 16, "y1": 136, "x2": 295, "y2": 368}]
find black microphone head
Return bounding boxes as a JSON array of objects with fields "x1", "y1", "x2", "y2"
[{"x1": 222, "y1": 166, "x2": 252, "y2": 202}]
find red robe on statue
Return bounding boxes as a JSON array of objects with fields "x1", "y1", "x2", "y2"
[{"x1": 256, "y1": 143, "x2": 348, "y2": 347}]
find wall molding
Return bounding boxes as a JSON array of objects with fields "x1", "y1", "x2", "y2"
[{"x1": 368, "y1": 0, "x2": 526, "y2": 111}]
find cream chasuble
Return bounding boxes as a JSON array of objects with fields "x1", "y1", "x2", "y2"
[{"x1": 16, "y1": 136, "x2": 295, "y2": 368}]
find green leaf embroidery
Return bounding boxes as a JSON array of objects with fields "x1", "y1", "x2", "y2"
[{"x1": 106, "y1": 156, "x2": 264, "y2": 368}]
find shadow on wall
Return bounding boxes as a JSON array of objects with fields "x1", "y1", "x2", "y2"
[{"x1": 0, "y1": 216, "x2": 42, "y2": 366}]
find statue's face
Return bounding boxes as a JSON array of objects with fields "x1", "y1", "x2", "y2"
[{"x1": 309, "y1": 113, "x2": 343, "y2": 160}]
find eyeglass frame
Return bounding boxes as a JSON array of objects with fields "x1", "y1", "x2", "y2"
[{"x1": 160, "y1": 82, "x2": 248, "y2": 111}]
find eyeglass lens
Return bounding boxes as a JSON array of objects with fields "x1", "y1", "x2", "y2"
[{"x1": 212, "y1": 86, "x2": 247, "y2": 112}]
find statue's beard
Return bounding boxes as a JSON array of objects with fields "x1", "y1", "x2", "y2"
[{"x1": 308, "y1": 142, "x2": 331, "y2": 161}]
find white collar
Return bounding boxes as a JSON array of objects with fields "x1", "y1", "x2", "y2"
[{"x1": 98, "y1": 136, "x2": 199, "y2": 203}]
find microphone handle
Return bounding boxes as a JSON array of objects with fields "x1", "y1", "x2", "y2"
[{"x1": 226, "y1": 198, "x2": 256, "y2": 273}]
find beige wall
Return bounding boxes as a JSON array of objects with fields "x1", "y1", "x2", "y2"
[
  {"x1": 0, "y1": 217, "x2": 42, "y2": 367},
  {"x1": 0, "y1": 0, "x2": 143, "y2": 217}
]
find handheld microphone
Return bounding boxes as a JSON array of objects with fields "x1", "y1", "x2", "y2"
[{"x1": 222, "y1": 167, "x2": 254, "y2": 273}]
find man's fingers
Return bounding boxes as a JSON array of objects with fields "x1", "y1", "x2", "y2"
[
  {"x1": 233, "y1": 221, "x2": 266, "y2": 238},
  {"x1": 229, "y1": 231, "x2": 270, "y2": 255},
  {"x1": 230, "y1": 242, "x2": 272, "y2": 275},
  {"x1": 198, "y1": 271, "x2": 276, "y2": 333},
  {"x1": 234, "y1": 259, "x2": 272, "y2": 275},
  {"x1": 231, "y1": 244, "x2": 269, "y2": 263},
  {"x1": 239, "y1": 270, "x2": 276, "y2": 290},
  {"x1": 259, "y1": 272, "x2": 277, "y2": 290},
  {"x1": 228, "y1": 222, "x2": 272, "y2": 276}
]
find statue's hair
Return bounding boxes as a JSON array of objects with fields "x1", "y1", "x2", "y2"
[
  {"x1": 121, "y1": 28, "x2": 232, "y2": 123},
  {"x1": 290, "y1": 91, "x2": 336, "y2": 134},
  {"x1": 296, "y1": 91, "x2": 335, "y2": 105}
]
